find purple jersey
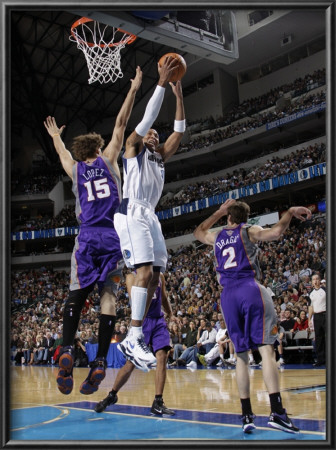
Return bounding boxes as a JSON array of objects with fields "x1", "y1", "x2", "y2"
[
  {"x1": 72, "y1": 155, "x2": 121, "y2": 228},
  {"x1": 214, "y1": 223, "x2": 277, "y2": 353},
  {"x1": 143, "y1": 278, "x2": 170, "y2": 353},
  {"x1": 214, "y1": 223, "x2": 261, "y2": 282},
  {"x1": 146, "y1": 279, "x2": 164, "y2": 319}
]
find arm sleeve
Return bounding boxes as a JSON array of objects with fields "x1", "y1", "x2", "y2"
[{"x1": 135, "y1": 85, "x2": 165, "y2": 137}]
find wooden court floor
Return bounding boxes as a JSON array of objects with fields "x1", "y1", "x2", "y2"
[{"x1": 9, "y1": 363, "x2": 326, "y2": 442}]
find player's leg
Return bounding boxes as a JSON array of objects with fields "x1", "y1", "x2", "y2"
[
  {"x1": 118, "y1": 264, "x2": 156, "y2": 371},
  {"x1": 236, "y1": 351, "x2": 256, "y2": 433},
  {"x1": 94, "y1": 360, "x2": 135, "y2": 413},
  {"x1": 80, "y1": 285, "x2": 117, "y2": 395},
  {"x1": 258, "y1": 344, "x2": 299, "y2": 433},
  {"x1": 149, "y1": 318, "x2": 175, "y2": 416},
  {"x1": 57, "y1": 284, "x2": 93, "y2": 395}
]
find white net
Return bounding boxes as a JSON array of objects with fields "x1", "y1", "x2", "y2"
[{"x1": 70, "y1": 19, "x2": 136, "y2": 84}]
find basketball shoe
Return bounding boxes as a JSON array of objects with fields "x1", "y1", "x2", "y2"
[
  {"x1": 150, "y1": 398, "x2": 175, "y2": 416},
  {"x1": 56, "y1": 345, "x2": 74, "y2": 395},
  {"x1": 118, "y1": 330, "x2": 156, "y2": 372},
  {"x1": 268, "y1": 409, "x2": 300, "y2": 433},
  {"x1": 241, "y1": 414, "x2": 256, "y2": 433},
  {"x1": 80, "y1": 357, "x2": 106, "y2": 395},
  {"x1": 94, "y1": 391, "x2": 118, "y2": 413}
]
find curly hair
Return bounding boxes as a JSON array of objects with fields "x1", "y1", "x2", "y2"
[
  {"x1": 227, "y1": 201, "x2": 250, "y2": 224},
  {"x1": 71, "y1": 133, "x2": 105, "y2": 161}
]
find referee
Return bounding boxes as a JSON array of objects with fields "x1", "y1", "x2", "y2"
[{"x1": 308, "y1": 274, "x2": 326, "y2": 367}]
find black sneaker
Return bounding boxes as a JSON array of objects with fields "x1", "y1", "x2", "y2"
[
  {"x1": 94, "y1": 391, "x2": 118, "y2": 413},
  {"x1": 150, "y1": 398, "x2": 175, "y2": 416},
  {"x1": 241, "y1": 414, "x2": 256, "y2": 433},
  {"x1": 80, "y1": 357, "x2": 106, "y2": 395},
  {"x1": 268, "y1": 409, "x2": 300, "y2": 434}
]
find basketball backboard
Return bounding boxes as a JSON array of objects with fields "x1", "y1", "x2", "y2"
[{"x1": 69, "y1": 10, "x2": 239, "y2": 64}]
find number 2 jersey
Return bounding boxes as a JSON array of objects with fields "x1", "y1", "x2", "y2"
[
  {"x1": 214, "y1": 223, "x2": 261, "y2": 283},
  {"x1": 72, "y1": 155, "x2": 121, "y2": 228}
]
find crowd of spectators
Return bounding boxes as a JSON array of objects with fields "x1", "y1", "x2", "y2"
[
  {"x1": 11, "y1": 168, "x2": 64, "y2": 196},
  {"x1": 11, "y1": 69, "x2": 325, "y2": 200},
  {"x1": 11, "y1": 213, "x2": 326, "y2": 367},
  {"x1": 175, "y1": 89, "x2": 325, "y2": 157},
  {"x1": 158, "y1": 142, "x2": 326, "y2": 211},
  {"x1": 11, "y1": 141, "x2": 325, "y2": 234}
]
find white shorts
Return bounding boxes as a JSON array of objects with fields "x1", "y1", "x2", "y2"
[{"x1": 114, "y1": 198, "x2": 168, "y2": 270}]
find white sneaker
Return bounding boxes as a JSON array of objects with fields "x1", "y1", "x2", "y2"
[
  {"x1": 249, "y1": 359, "x2": 257, "y2": 366},
  {"x1": 279, "y1": 358, "x2": 285, "y2": 366},
  {"x1": 118, "y1": 333, "x2": 156, "y2": 372},
  {"x1": 216, "y1": 360, "x2": 224, "y2": 366},
  {"x1": 186, "y1": 361, "x2": 197, "y2": 369},
  {"x1": 226, "y1": 358, "x2": 236, "y2": 365}
]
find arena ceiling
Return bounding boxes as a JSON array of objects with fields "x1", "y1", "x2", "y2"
[{"x1": 9, "y1": 8, "x2": 326, "y2": 164}]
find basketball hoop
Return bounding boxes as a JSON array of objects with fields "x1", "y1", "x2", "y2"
[{"x1": 70, "y1": 17, "x2": 137, "y2": 84}]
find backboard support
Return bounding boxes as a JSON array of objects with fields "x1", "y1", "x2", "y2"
[{"x1": 69, "y1": 10, "x2": 239, "y2": 64}]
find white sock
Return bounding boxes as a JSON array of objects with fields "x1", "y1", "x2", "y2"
[
  {"x1": 249, "y1": 355, "x2": 254, "y2": 362},
  {"x1": 230, "y1": 354, "x2": 234, "y2": 360},
  {"x1": 131, "y1": 326, "x2": 142, "y2": 337},
  {"x1": 220, "y1": 355, "x2": 225, "y2": 361},
  {"x1": 131, "y1": 286, "x2": 147, "y2": 321}
]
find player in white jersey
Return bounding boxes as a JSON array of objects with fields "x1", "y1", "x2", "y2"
[{"x1": 114, "y1": 56, "x2": 186, "y2": 371}]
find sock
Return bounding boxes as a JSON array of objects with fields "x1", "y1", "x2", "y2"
[
  {"x1": 96, "y1": 314, "x2": 116, "y2": 358},
  {"x1": 155, "y1": 394, "x2": 163, "y2": 401},
  {"x1": 110, "y1": 389, "x2": 118, "y2": 396},
  {"x1": 230, "y1": 354, "x2": 234, "y2": 360},
  {"x1": 131, "y1": 326, "x2": 142, "y2": 337},
  {"x1": 249, "y1": 354, "x2": 254, "y2": 362},
  {"x1": 220, "y1": 355, "x2": 225, "y2": 361},
  {"x1": 240, "y1": 398, "x2": 253, "y2": 416},
  {"x1": 279, "y1": 353, "x2": 284, "y2": 359},
  {"x1": 131, "y1": 286, "x2": 147, "y2": 321},
  {"x1": 269, "y1": 392, "x2": 285, "y2": 414}
]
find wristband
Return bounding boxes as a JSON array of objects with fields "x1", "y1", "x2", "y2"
[
  {"x1": 52, "y1": 133, "x2": 60, "y2": 137},
  {"x1": 174, "y1": 119, "x2": 186, "y2": 133}
]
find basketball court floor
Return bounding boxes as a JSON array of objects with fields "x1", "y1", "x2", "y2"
[{"x1": 10, "y1": 363, "x2": 326, "y2": 442}]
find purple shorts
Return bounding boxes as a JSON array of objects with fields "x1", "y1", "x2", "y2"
[
  {"x1": 220, "y1": 277, "x2": 278, "y2": 353},
  {"x1": 70, "y1": 227, "x2": 123, "y2": 291},
  {"x1": 142, "y1": 315, "x2": 171, "y2": 354}
]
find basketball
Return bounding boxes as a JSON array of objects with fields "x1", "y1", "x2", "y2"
[{"x1": 158, "y1": 52, "x2": 187, "y2": 82}]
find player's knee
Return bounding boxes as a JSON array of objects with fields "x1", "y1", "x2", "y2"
[
  {"x1": 64, "y1": 291, "x2": 87, "y2": 316},
  {"x1": 134, "y1": 264, "x2": 154, "y2": 286}
]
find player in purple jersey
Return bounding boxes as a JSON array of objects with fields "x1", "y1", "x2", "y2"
[
  {"x1": 94, "y1": 271, "x2": 175, "y2": 416},
  {"x1": 194, "y1": 199, "x2": 311, "y2": 434},
  {"x1": 43, "y1": 67, "x2": 142, "y2": 396}
]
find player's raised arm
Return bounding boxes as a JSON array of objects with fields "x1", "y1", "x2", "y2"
[
  {"x1": 124, "y1": 56, "x2": 178, "y2": 158},
  {"x1": 248, "y1": 206, "x2": 312, "y2": 243},
  {"x1": 44, "y1": 116, "x2": 75, "y2": 179},
  {"x1": 103, "y1": 66, "x2": 143, "y2": 168},
  {"x1": 159, "y1": 80, "x2": 186, "y2": 162}
]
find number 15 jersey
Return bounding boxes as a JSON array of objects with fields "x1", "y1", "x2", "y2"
[
  {"x1": 214, "y1": 223, "x2": 261, "y2": 283},
  {"x1": 72, "y1": 155, "x2": 121, "y2": 229}
]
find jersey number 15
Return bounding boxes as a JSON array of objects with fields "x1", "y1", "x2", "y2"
[{"x1": 84, "y1": 178, "x2": 111, "y2": 201}]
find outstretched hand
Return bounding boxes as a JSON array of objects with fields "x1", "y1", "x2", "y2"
[
  {"x1": 130, "y1": 66, "x2": 143, "y2": 92},
  {"x1": 290, "y1": 206, "x2": 312, "y2": 222},
  {"x1": 169, "y1": 80, "x2": 183, "y2": 99},
  {"x1": 44, "y1": 116, "x2": 65, "y2": 137}
]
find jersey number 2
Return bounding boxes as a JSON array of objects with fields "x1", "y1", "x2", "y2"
[
  {"x1": 223, "y1": 247, "x2": 237, "y2": 269},
  {"x1": 84, "y1": 178, "x2": 110, "y2": 201}
]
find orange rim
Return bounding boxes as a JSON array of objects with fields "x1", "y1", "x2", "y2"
[{"x1": 71, "y1": 17, "x2": 137, "y2": 48}]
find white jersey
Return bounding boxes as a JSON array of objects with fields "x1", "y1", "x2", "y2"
[{"x1": 122, "y1": 146, "x2": 164, "y2": 209}]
